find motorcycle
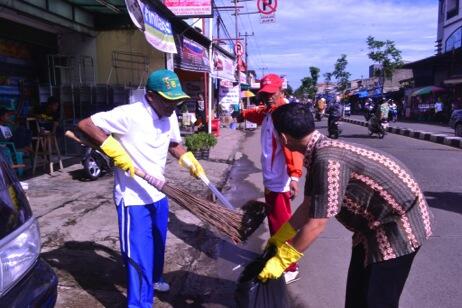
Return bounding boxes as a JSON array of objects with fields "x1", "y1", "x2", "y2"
[
  {"x1": 328, "y1": 117, "x2": 342, "y2": 139},
  {"x1": 81, "y1": 145, "x2": 112, "y2": 180},
  {"x1": 368, "y1": 115, "x2": 388, "y2": 139}
]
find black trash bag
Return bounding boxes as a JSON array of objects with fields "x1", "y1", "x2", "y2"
[{"x1": 235, "y1": 245, "x2": 290, "y2": 308}]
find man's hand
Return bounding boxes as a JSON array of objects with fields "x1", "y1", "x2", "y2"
[
  {"x1": 100, "y1": 135, "x2": 135, "y2": 176},
  {"x1": 289, "y1": 180, "x2": 299, "y2": 200},
  {"x1": 179, "y1": 151, "x2": 205, "y2": 178},
  {"x1": 258, "y1": 243, "x2": 303, "y2": 282},
  {"x1": 143, "y1": 173, "x2": 165, "y2": 190}
]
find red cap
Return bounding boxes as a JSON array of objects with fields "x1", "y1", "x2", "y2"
[{"x1": 259, "y1": 74, "x2": 283, "y2": 93}]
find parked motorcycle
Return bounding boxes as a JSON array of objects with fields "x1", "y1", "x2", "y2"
[
  {"x1": 368, "y1": 115, "x2": 387, "y2": 139},
  {"x1": 81, "y1": 145, "x2": 112, "y2": 180},
  {"x1": 328, "y1": 118, "x2": 342, "y2": 139}
]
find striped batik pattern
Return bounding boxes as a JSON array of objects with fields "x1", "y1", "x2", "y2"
[{"x1": 304, "y1": 131, "x2": 433, "y2": 265}]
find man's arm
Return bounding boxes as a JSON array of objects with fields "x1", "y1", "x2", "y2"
[
  {"x1": 77, "y1": 117, "x2": 109, "y2": 145},
  {"x1": 169, "y1": 142, "x2": 187, "y2": 159}
]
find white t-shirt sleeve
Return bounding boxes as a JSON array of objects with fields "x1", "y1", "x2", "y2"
[
  {"x1": 169, "y1": 111, "x2": 182, "y2": 143},
  {"x1": 91, "y1": 105, "x2": 132, "y2": 135}
]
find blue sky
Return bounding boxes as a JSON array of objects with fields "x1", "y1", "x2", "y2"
[{"x1": 216, "y1": 0, "x2": 438, "y2": 88}]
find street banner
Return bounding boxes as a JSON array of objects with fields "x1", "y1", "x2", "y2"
[
  {"x1": 219, "y1": 84, "x2": 240, "y2": 113},
  {"x1": 212, "y1": 48, "x2": 236, "y2": 81},
  {"x1": 174, "y1": 36, "x2": 210, "y2": 72},
  {"x1": 239, "y1": 72, "x2": 247, "y2": 84},
  {"x1": 125, "y1": 0, "x2": 144, "y2": 30},
  {"x1": 164, "y1": 0, "x2": 213, "y2": 18},
  {"x1": 143, "y1": 3, "x2": 177, "y2": 54}
]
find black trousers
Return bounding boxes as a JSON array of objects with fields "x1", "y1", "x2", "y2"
[{"x1": 345, "y1": 245, "x2": 419, "y2": 308}]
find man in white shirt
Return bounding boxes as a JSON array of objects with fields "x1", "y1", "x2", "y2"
[{"x1": 78, "y1": 69, "x2": 206, "y2": 308}]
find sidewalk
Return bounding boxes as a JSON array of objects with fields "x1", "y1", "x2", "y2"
[
  {"x1": 342, "y1": 115, "x2": 462, "y2": 149},
  {"x1": 28, "y1": 127, "x2": 246, "y2": 307}
]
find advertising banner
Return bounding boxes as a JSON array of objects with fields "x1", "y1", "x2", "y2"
[
  {"x1": 164, "y1": 0, "x2": 213, "y2": 18},
  {"x1": 142, "y1": 3, "x2": 177, "y2": 54},
  {"x1": 219, "y1": 84, "x2": 239, "y2": 113},
  {"x1": 211, "y1": 48, "x2": 236, "y2": 81},
  {"x1": 174, "y1": 36, "x2": 210, "y2": 72}
]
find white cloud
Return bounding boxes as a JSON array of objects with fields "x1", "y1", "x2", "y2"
[{"x1": 224, "y1": 0, "x2": 438, "y2": 88}]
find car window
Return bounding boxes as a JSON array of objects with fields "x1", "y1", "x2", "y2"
[{"x1": 0, "y1": 155, "x2": 32, "y2": 240}]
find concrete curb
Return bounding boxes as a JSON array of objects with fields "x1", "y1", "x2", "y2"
[{"x1": 341, "y1": 117, "x2": 462, "y2": 149}]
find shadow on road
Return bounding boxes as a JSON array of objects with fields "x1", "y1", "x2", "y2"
[
  {"x1": 42, "y1": 241, "x2": 126, "y2": 307},
  {"x1": 157, "y1": 270, "x2": 236, "y2": 307},
  {"x1": 339, "y1": 133, "x2": 378, "y2": 139},
  {"x1": 425, "y1": 191, "x2": 462, "y2": 215},
  {"x1": 168, "y1": 212, "x2": 258, "y2": 265}
]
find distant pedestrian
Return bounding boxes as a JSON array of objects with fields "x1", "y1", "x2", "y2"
[
  {"x1": 434, "y1": 97, "x2": 444, "y2": 123},
  {"x1": 258, "y1": 103, "x2": 433, "y2": 308}
]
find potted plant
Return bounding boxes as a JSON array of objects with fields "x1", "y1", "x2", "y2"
[
  {"x1": 184, "y1": 132, "x2": 217, "y2": 160},
  {"x1": 199, "y1": 132, "x2": 217, "y2": 160},
  {"x1": 184, "y1": 133, "x2": 204, "y2": 159}
]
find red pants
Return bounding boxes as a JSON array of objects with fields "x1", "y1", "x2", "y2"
[{"x1": 265, "y1": 190, "x2": 297, "y2": 272}]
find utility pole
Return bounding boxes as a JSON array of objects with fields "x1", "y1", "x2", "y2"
[
  {"x1": 259, "y1": 67, "x2": 268, "y2": 77},
  {"x1": 239, "y1": 31, "x2": 254, "y2": 108}
]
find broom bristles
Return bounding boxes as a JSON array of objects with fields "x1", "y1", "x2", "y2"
[{"x1": 162, "y1": 183, "x2": 266, "y2": 244}]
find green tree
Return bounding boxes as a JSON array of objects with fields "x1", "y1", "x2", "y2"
[
  {"x1": 285, "y1": 84, "x2": 294, "y2": 96},
  {"x1": 295, "y1": 66, "x2": 320, "y2": 99},
  {"x1": 332, "y1": 54, "x2": 351, "y2": 92},
  {"x1": 366, "y1": 36, "x2": 404, "y2": 93}
]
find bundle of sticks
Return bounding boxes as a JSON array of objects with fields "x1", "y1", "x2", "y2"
[{"x1": 65, "y1": 130, "x2": 266, "y2": 243}]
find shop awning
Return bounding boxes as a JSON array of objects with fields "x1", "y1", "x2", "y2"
[
  {"x1": 411, "y1": 86, "x2": 446, "y2": 96},
  {"x1": 444, "y1": 78, "x2": 462, "y2": 85}
]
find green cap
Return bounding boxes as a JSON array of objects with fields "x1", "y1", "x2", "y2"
[{"x1": 146, "y1": 69, "x2": 190, "y2": 101}]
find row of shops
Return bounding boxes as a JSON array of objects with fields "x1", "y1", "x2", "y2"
[{"x1": 0, "y1": 0, "x2": 249, "y2": 155}]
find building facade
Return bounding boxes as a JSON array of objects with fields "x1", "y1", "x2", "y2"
[{"x1": 437, "y1": 0, "x2": 462, "y2": 54}]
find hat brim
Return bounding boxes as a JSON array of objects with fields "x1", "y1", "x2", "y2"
[
  {"x1": 258, "y1": 85, "x2": 280, "y2": 94},
  {"x1": 157, "y1": 91, "x2": 190, "y2": 101}
]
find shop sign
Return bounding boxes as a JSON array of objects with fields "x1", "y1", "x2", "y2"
[
  {"x1": 174, "y1": 36, "x2": 210, "y2": 72},
  {"x1": 219, "y1": 84, "x2": 240, "y2": 112},
  {"x1": 212, "y1": 48, "x2": 236, "y2": 81},
  {"x1": 239, "y1": 72, "x2": 247, "y2": 84},
  {"x1": 142, "y1": 3, "x2": 177, "y2": 53},
  {"x1": 125, "y1": 0, "x2": 144, "y2": 30},
  {"x1": 164, "y1": 0, "x2": 213, "y2": 18},
  {"x1": 220, "y1": 79, "x2": 234, "y2": 88}
]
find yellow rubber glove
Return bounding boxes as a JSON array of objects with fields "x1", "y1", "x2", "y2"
[
  {"x1": 258, "y1": 243, "x2": 303, "y2": 282},
  {"x1": 179, "y1": 151, "x2": 205, "y2": 178},
  {"x1": 268, "y1": 222, "x2": 297, "y2": 248},
  {"x1": 100, "y1": 135, "x2": 135, "y2": 176}
]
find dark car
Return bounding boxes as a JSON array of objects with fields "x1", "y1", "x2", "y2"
[
  {"x1": 449, "y1": 109, "x2": 462, "y2": 137},
  {"x1": 0, "y1": 155, "x2": 58, "y2": 307}
]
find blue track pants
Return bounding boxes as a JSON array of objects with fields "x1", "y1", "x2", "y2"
[{"x1": 117, "y1": 198, "x2": 169, "y2": 308}]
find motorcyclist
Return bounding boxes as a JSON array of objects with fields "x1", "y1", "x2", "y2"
[
  {"x1": 315, "y1": 98, "x2": 326, "y2": 121},
  {"x1": 327, "y1": 95, "x2": 344, "y2": 132},
  {"x1": 364, "y1": 98, "x2": 375, "y2": 121}
]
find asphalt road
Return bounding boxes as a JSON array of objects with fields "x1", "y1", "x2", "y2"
[{"x1": 224, "y1": 119, "x2": 462, "y2": 308}]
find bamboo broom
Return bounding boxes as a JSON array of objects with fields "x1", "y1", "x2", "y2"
[{"x1": 65, "y1": 130, "x2": 266, "y2": 243}]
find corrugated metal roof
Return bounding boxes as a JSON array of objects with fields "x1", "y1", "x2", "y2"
[{"x1": 68, "y1": 0, "x2": 127, "y2": 15}]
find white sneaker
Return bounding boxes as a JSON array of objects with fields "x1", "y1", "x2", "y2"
[
  {"x1": 153, "y1": 281, "x2": 170, "y2": 292},
  {"x1": 284, "y1": 270, "x2": 300, "y2": 285}
]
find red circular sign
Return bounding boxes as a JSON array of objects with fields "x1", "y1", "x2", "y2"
[
  {"x1": 234, "y1": 41, "x2": 244, "y2": 57},
  {"x1": 257, "y1": 0, "x2": 278, "y2": 15}
]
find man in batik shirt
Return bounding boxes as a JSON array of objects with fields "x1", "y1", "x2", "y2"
[{"x1": 257, "y1": 103, "x2": 433, "y2": 308}]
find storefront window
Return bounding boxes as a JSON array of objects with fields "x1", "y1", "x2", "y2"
[{"x1": 445, "y1": 27, "x2": 462, "y2": 52}]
